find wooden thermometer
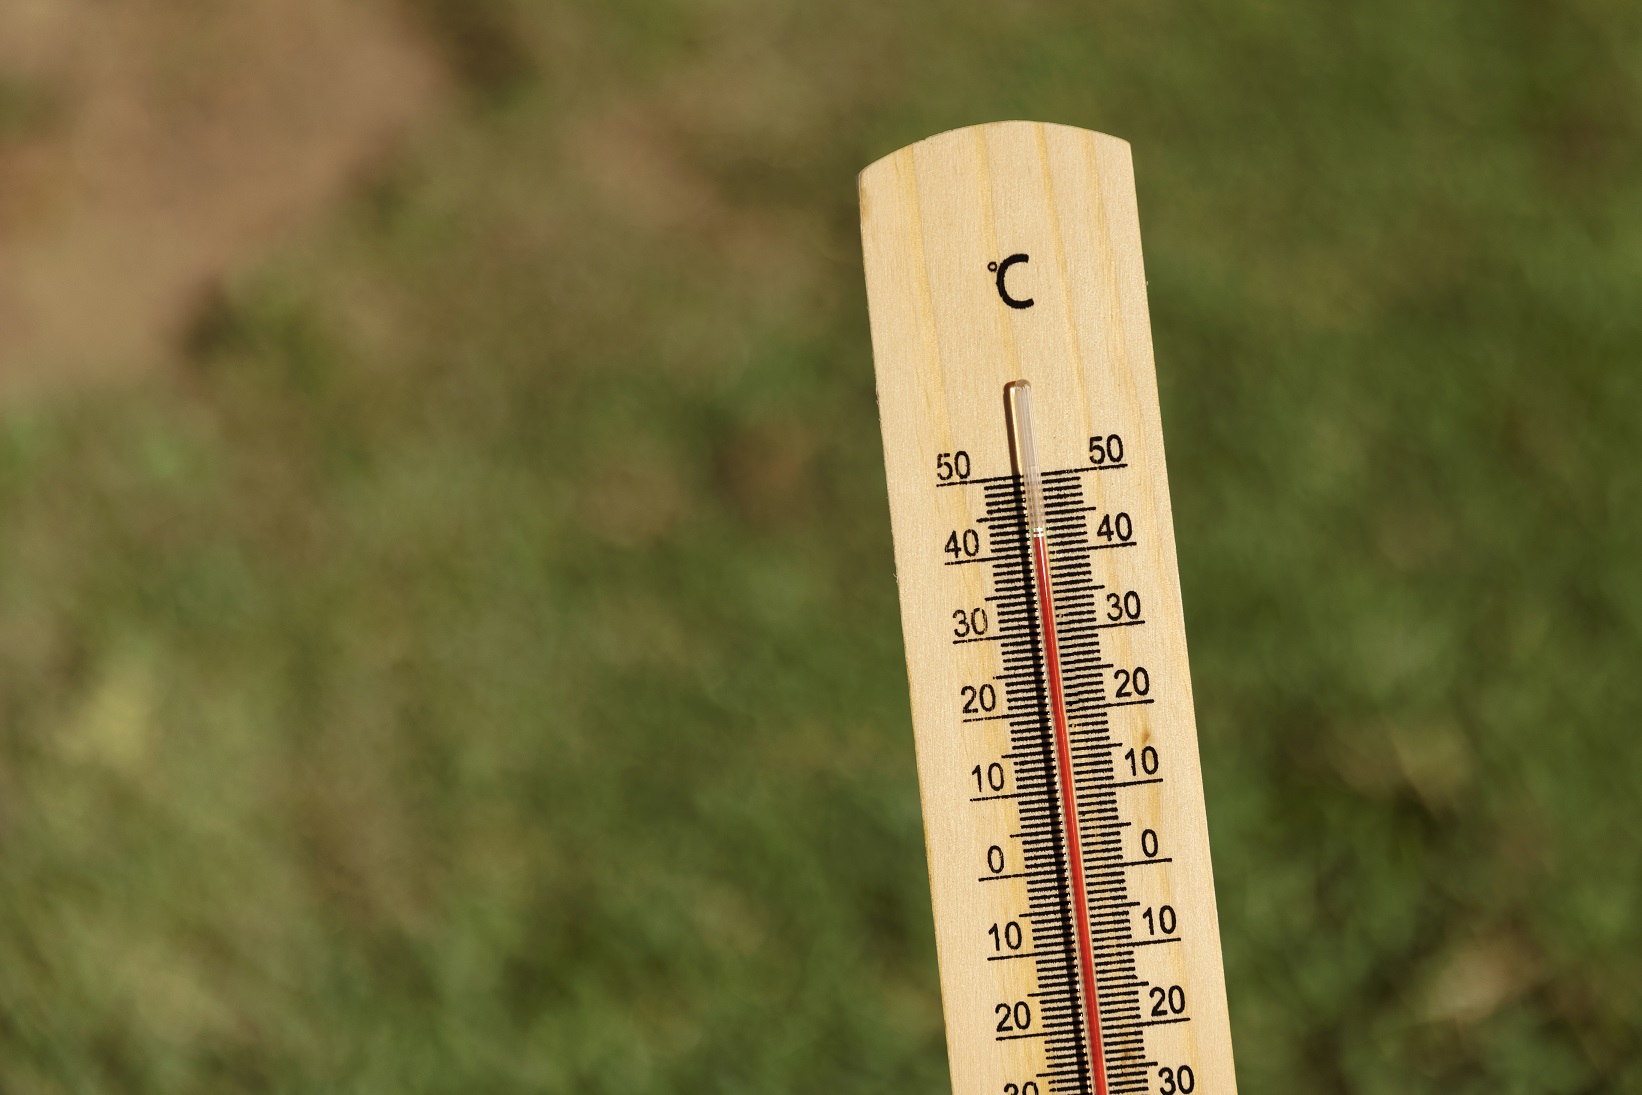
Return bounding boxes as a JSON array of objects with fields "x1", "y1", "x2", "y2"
[{"x1": 859, "y1": 122, "x2": 1237, "y2": 1095}]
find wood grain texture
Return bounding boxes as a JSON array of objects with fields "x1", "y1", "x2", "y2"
[{"x1": 860, "y1": 122, "x2": 1237, "y2": 1095}]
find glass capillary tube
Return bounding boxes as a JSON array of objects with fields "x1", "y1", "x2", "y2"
[{"x1": 1004, "y1": 381, "x2": 1108, "y2": 1095}]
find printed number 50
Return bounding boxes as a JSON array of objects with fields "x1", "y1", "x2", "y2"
[{"x1": 1089, "y1": 433, "x2": 1125, "y2": 465}]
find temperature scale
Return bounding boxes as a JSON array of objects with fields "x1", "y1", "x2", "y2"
[{"x1": 859, "y1": 122, "x2": 1237, "y2": 1095}]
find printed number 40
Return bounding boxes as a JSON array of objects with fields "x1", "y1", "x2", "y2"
[{"x1": 945, "y1": 529, "x2": 981, "y2": 559}]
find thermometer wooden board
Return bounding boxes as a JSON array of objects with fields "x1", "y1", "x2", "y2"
[{"x1": 859, "y1": 122, "x2": 1237, "y2": 1095}]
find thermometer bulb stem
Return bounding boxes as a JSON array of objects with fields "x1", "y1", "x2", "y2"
[{"x1": 1005, "y1": 381, "x2": 1109, "y2": 1095}]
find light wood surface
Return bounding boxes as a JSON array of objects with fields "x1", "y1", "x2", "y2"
[{"x1": 860, "y1": 122, "x2": 1237, "y2": 1095}]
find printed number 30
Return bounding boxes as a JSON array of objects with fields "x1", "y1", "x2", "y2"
[{"x1": 1158, "y1": 1065, "x2": 1195, "y2": 1094}]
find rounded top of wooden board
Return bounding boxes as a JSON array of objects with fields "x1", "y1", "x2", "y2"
[{"x1": 857, "y1": 121, "x2": 1132, "y2": 189}]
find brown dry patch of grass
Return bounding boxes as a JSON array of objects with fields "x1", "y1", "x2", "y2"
[{"x1": 0, "y1": 0, "x2": 445, "y2": 394}]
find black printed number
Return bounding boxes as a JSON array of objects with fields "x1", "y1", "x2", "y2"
[
  {"x1": 945, "y1": 529, "x2": 982, "y2": 560},
  {"x1": 995, "y1": 1001, "x2": 1032, "y2": 1032},
  {"x1": 1141, "y1": 905, "x2": 1177, "y2": 936},
  {"x1": 1106, "y1": 590, "x2": 1142, "y2": 621},
  {"x1": 1004, "y1": 1084, "x2": 1041, "y2": 1095},
  {"x1": 936, "y1": 451, "x2": 972, "y2": 482},
  {"x1": 953, "y1": 607, "x2": 990, "y2": 638},
  {"x1": 1158, "y1": 1065, "x2": 1195, "y2": 1095},
  {"x1": 972, "y1": 762, "x2": 1006, "y2": 793},
  {"x1": 988, "y1": 921, "x2": 1024, "y2": 951},
  {"x1": 961, "y1": 684, "x2": 998, "y2": 714},
  {"x1": 1088, "y1": 434, "x2": 1125, "y2": 465},
  {"x1": 1141, "y1": 829, "x2": 1160, "y2": 858},
  {"x1": 1149, "y1": 985, "x2": 1186, "y2": 1016},
  {"x1": 1125, "y1": 745, "x2": 1160, "y2": 777},
  {"x1": 1096, "y1": 512, "x2": 1134, "y2": 543},
  {"x1": 986, "y1": 846, "x2": 1006, "y2": 874},
  {"x1": 1114, "y1": 667, "x2": 1150, "y2": 698}
]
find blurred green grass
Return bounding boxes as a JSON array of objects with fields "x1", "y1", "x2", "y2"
[{"x1": 2, "y1": 1, "x2": 1641, "y2": 1091}]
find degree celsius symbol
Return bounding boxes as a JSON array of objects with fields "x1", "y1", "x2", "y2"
[{"x1": 989, "y1": 253, "x2": 1035, "y2": 309}]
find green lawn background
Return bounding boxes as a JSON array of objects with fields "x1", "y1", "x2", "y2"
[{"x1": 1, "y1": 2, "x2": 1640, "y2": 1092}]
